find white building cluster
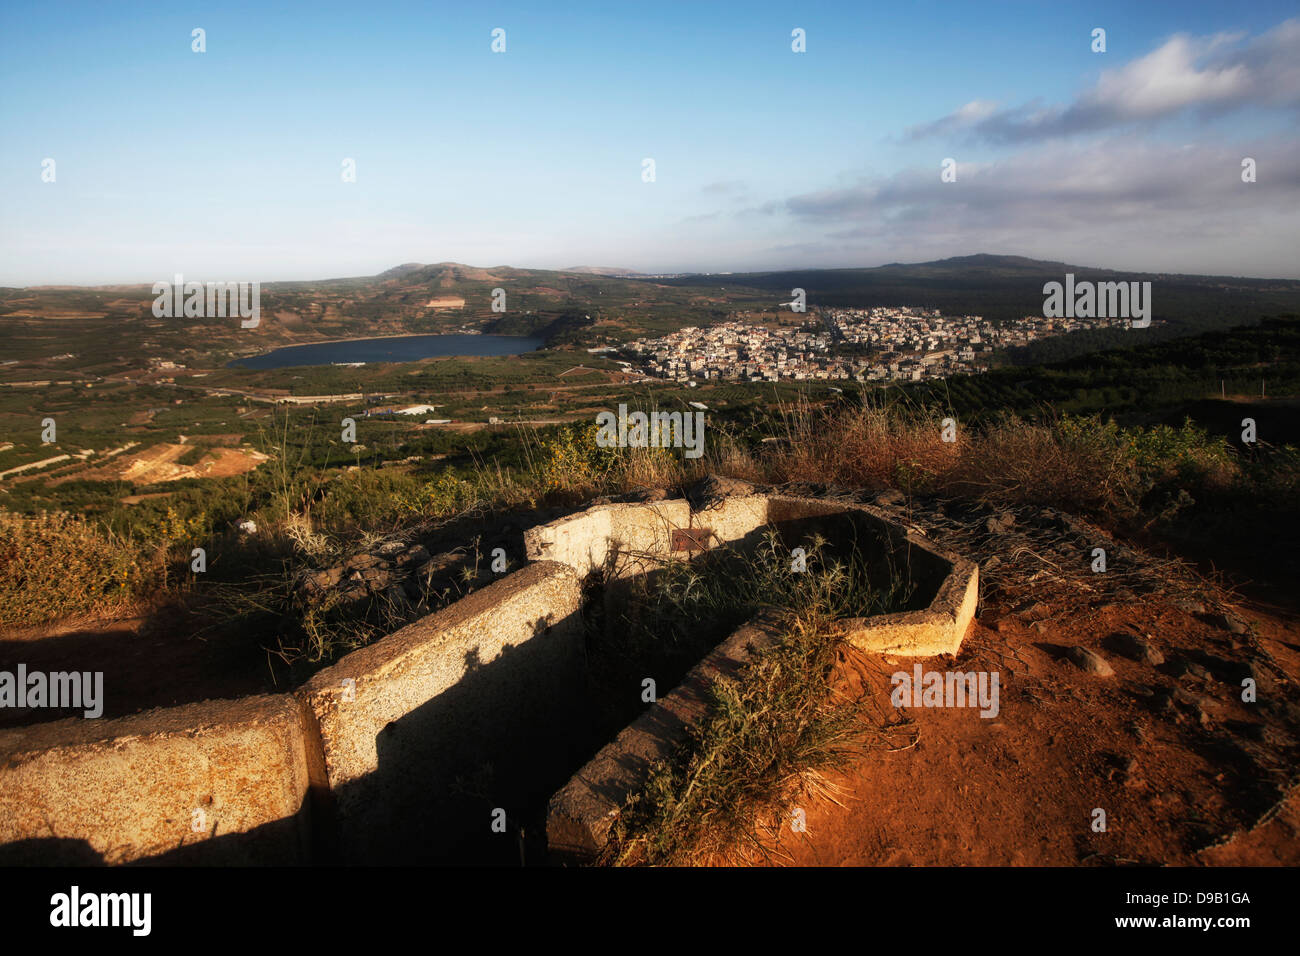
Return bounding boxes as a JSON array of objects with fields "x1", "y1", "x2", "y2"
[{"x1": 622, "y1": 306, "x2": 1119, "y2": 383}]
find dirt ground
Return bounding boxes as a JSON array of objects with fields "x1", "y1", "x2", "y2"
[
  {"x1": 57, "y1": 442, "x2": 268, "y2": 484},
  {"x1": 760, "y1": 494, "x2": 1300, "y2": 867},
  {"x1": 3, "y1": 489, "x2": 1295, "y2": 866}
]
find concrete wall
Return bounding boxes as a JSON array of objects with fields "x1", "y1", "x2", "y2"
[
  {"x1": 298, "y1": 559, "x2": 587, "y2": 863},
  {"x1": 548, "y1": 613, "x2": 783, "y2": 863},
  {"x1": 524, "y1": 500, "x2": 691, "y2": 579},
  {"x1": 0, "y1": 561, "x2": 587, "y2": 866},
  {"x1": 0, "y1": 694, "x2": 314, "y2": 865}
]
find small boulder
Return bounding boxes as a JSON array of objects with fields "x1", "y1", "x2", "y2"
[
  {"x1": 345, "y1": 553, "x2": 384, "y2": 572},
  {"x1": 1102, "y1": 631, "x2": 1164, "y2": 666},
  {"x1": 1221, "y1": 614, "x2": 1249, "y2": 635},
  {"x1": 1065, "y1": 646, "x2": 1115, "y2": 677},
  {"x1": 396, "y1": 545, "x2": 430, "y2": 567},
  {"x1": 687, "y1": 475, "x2": 754, "y2": 510},
  {"x1": 985, "y1": 512, "x2": 1015, "y2": 534}
]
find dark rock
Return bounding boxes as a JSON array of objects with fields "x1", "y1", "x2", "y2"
[
  {"x1": 396, "y1": 545, "x2": 430, "y2": 567},
  {"x1": 1017, "y1": 601, "x2": 1051, "y2": 622},
  {"x1": 1181, "y1": 661, "x2": 1213, "y2": 682},
  {"x1": 1065, "y1": 646, "x2": 1115, "y2": 677},
  {"x1": 985, "y1": 512, "x2": 1015, "y2": 534},
  {"x1": 1102, "y1": 631, "x2": 1164, "y2": 666},
  {"x1": 624, "y1": 487, "x2": 669, "y2": 503},
  {"x1": 360, "y1": 567, "x2": 392, "y2": 589},
  {"x1": 303, "y1": 567, "x2": 343, "y2": 593},
  {"x1": 687, "y1": 475, "x2": 755, "y2": 510},
  {"x1": 1221, "y1": 614, "x2": 1249, "y2": 635}
]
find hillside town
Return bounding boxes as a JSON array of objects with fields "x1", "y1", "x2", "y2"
[{"x1": 620, "y1": 306, "x2": 1130, "y2": 382}]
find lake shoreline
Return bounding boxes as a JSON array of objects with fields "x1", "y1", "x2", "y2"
[{"x1": 229, "y1": 332, "x2": 545, "y2": 370}]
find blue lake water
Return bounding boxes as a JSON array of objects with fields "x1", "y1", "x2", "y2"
[{"x1": 230, "y1": 333, "x2": 545, "y2": 369}]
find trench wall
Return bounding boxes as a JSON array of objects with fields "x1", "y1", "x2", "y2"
[
  {"x1": 0, "y1": 561, "x2": 585, "y2": 865},
  {"x1": 0, "y1": 493, "x2": 976, "y2": 865}
]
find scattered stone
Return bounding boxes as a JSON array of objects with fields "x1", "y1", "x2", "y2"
[
  {"x1": 1181, "y1": 661, "x2": 1213, "y2": 682},
  {"x1": 359, "y1": 567, "x2": 392, "y2": 589},
  {"x1": 1065, "y1": 646, "x2": 1115, "y2": 677},
  {"x1": 1017, "y1": 601, "x2": 1051, "y2": 622},
  {"x1": 1221, "y1": 614, "x2": 1249, "y2": 635},
  {"x1": 687, "y1": 475, "x2": 754, "y2": 510},
  {"x1": 303, "y1": 567, "x2": 343, "y2": 593},
  {"x1": 396, "y1": 545, "x2": 430, "y2": 567},
  {"x1": 1102, "y1": 631, "x2": 1164, "y2": 666},
  {"x1": 985, "y1": 512, "x2": 1015, "y2": 534},
  {"x1": 345, "y1": 553, "x2": 384, "y2": 572},
  {"x1": 1148, "y1": 687, "x2": 1175, "y2": 714},
  {"x1": 623, "y1": 487, "x2": 669, "y2": 503}
]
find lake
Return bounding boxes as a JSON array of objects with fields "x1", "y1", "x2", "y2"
[{"x1": 230, "y1": 333, "x2": 545, "y2": 369}]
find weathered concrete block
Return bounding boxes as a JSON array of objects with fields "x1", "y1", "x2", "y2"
[
  {"x1": 693, "y1": 494, "x2": 770, "y2": 547},
  {"x1": 298, "y1": 560, "x2": 587, "y2": 863},
  {"x1": 524, "y1": 508, "x2": 613, "y2": 578},
  {"x1": 605, "y1": 500, "x2": 692, "y2": 577},
  {"x1": 0, "y1": 695, "x2": 314, "y2": 865}
]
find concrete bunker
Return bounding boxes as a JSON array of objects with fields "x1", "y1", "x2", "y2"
[{"x1": 0, "y1": 492, "x2": 976, "y2": 865}]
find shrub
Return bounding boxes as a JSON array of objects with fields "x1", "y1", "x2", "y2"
[{"x1": 0, "y1": 510, "x2": 145, "y2": 626}]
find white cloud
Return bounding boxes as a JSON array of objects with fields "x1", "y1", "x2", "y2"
[{"x1": 910, "y1": 19, "x2": 1300, "y2": 142}]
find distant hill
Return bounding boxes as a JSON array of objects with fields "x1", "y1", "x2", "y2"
[{"x1": 561, "y1": 266, "x2": 645, "y2": 277}]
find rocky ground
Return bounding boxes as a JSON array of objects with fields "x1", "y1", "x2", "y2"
[{"x1": 741, "y1": 482, "x2": 1300, "y2": 866}]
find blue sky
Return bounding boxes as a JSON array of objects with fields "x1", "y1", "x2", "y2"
[{"x1": 2, "y1": 0, "x2": 1298, "y2": 284}]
